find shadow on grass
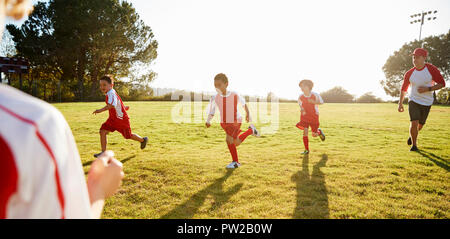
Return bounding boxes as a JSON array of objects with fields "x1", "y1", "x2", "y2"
[
  {"x1": 417, "y1": 150, "x2": 449, "y2": 172},
  {"x1": 83, "y1": 155, "x2": 136, "y2": 174},
  {"x1": 291, "y1": 154, "x2": 329, "y2": 219},
  {"x1": 160, "y1": 169, "x2": 243, "y2": 219}
]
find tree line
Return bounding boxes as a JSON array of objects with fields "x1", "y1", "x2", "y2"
[{"x1": 4, "y1": 0, "x2": 158, "y2": 102}]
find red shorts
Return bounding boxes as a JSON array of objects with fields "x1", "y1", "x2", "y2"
[
  {"x1": 100, "y1": 120, "x2": 132, "y2": 139},
  {"x1": 296, "y1": 121, "x2": 319, "y2": 134},
  {"x1": 220, "y1": 123, "x2": 242, "y2": 139}
]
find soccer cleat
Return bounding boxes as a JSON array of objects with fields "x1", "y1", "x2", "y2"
[
  {"x1": 318, "y1": 128, "x2": 326, "y2": 141},
  {"x1": 249, "y1": 124, "x2": 261, "y2": 137},
  {"x1": 94, "y1": 151, "x2": 105, "y2": 158},
  {"x1": 226, "y1": 162, "x2": 241, "y2": 169},
  {"x1": 301, "y1": 150, "x2": 309, "y2": 155},
  {"x1": 407, "y1": 137, "x2": 412, "y2": 146},
  {"x1": 410, "y1": 145, "x2": 418, "y2": 152},
  {"x1": 141, "y1": 137, "x2": 149, "y2": 150}
]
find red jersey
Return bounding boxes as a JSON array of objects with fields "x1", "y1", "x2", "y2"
[
  {"x1": 105, "y1": 89, "x2": 129, "y2": 123},
  {"x1": 298, "y1": 92, "x2": 324, "y2": 123}
]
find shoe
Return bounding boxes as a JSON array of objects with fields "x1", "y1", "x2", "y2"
[
  {"x1": 318, "y1": 128, "x2": 326, "y2": 142},
  {"x1": 301, "y1": 150, "x2": 309, "y2": 155},
  {"x1": 410, "y1": 145, "x2": 418, "y2": 152},
  {"x1": 226, "y1": 162, "x2": 241, "y2": 169},
  {"x1": 94, "y1": 151, "x2": 105, "y2": 158},
  {"x1": 141, "y1": 137, "x2": 148, "y2": 149},
  {"x1": 249, "y1": 124, "x2": 261, "y2": 137},
  {"x1": 407, "y1": 137, "x2": 412, "y2": 146}
]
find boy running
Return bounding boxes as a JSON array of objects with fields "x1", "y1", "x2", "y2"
[
  {"x1": 206, "y1": 73, "x2": 260, "y2": 169},
  {"x1": 296, "y1": 80, "x2": 326, "y2": 155},
  {"x1": 92, "y1": 75, "x2": 148, "y2": 158}
]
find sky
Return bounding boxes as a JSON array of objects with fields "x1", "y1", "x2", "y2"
[
  {"x1": 9, "y1": 0, "x2": 450, "y2": 100},
  {"x1": 130, "y1": 0, "x2": 450, "y2": 100}
]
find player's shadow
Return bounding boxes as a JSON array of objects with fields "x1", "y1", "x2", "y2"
[
  {"x1": 417, "y1": 150, "x2": 449, "y2": 172},
  {"x1": 160, "y1": 169, "x2": 243, "y2": 219},
  {"x1": 291, "y1": 154, "x2": 329, "y2": 219}
]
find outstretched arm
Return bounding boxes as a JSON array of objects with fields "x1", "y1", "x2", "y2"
[
  {"x1": 93, "y1": 104, "x2": 114, "y2": 115},
  {"x1": 244, "y1": 104, "x2": 251, "y2": 123}
]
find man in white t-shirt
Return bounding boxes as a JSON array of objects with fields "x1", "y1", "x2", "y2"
[
  {"x1": 0, "y1": 0, "x2": 124, "y2": 219},
  {"x1": 398, "y1": 48, "x2": 446, "y2": 152}
]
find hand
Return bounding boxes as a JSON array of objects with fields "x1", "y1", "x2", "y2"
[
  {"x1": 418, "y1": 86, "x2": 430, "y2": 94},
  {"x1": 398, "y1": 103, "x2": 404, "y2": 113},
  {"x1": 246, "y1": 115, "x2": 250, "y2": 123},
  {"x1": 92, "y1": 109, "x2": 102, "y2": 115},
  {"x1": 205, "y1": 122, "x2": 211, "y2": 128},
  {"x1": 125, "y1": 106, "x2": 130, "y2": 111},
  {"x1": 87, "y1": 151, "x2": 124, "y2": 201}
]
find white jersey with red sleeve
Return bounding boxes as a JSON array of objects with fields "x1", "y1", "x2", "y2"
[
  {"x1": 0, "y1": 84, "x2": 92, "y2": 219},
  {"x1": 207, "y1": 91, "x2": 246, "y2": 124},
  {"x1": 401, "y1": 63, "x2": 446, "y2": 106},
  {"x1": 298, "y1": 91, "x2": 323, "y2": 123},
  {"x1": 106, "y1": 89, "x2": 129, "y2": 122}
]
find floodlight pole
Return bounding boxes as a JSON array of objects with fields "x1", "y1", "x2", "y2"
[
  {"x1": 419, "y1": 12, "x2": 424, "y2": 41},
  {"x1": 410, "y1": 10, "x2": 438, "y2": 46}
]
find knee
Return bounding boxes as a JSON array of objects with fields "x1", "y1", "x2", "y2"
[
  {"x1": 226, "y1": 138, "x2": 234, "y2": 145},
  {"x1": 410, "y1": 121, "x2": 419, "y2": 128},
  {"x1": 100, "y1": 129, "x2": 108, "y2": 135}
]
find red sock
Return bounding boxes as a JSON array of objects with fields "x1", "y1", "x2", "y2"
[
  {"x1": 303, "y1": 136, "x2": 309, "y2": 151},
  {"x1": 227, "y1": 143, "x2": 239, "y2": 163},
  {"x1": 238, "y1": 128, "x2": 253, "y2": 143}
]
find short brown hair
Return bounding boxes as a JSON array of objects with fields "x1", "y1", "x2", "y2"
[
  {"x1": 4, "y1": 0, "x2": 33, "y2": 20},
  {"x1": 100, "y1": 75, "x2": 114, "y2": 85},
  {"x1": 299, "y1": 79, "x2": 314, "y2": 90},
  {"x1": 214, "y1": 73, "x2": 228, "y2": 84}
]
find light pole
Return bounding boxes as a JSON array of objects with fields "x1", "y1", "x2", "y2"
[{"x1": 410, "y1": 10, "x2": 438, "y2": 44}]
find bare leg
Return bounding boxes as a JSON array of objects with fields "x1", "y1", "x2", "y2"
[
  {"x1": 130, "y1": 133, "x2": 144, "y2": 143},
  {"x1": 410, "y1": 121, "x2": 419, "y2": 146},
  {"x1": 226, "y1": 134, "x2": 234, "y2": 145},
  {"x1": 100, "y1": 130, "x2": 110, "y2": 152},
  {"x1": 304, "y1": 128, "x2": 309, "y2": 137}
]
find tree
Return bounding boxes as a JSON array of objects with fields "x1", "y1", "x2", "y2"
[
  {"x1": 356, "y1": 92, "x2": 383, "y2": 103},
  {"x1": 7, "y1": 0, "x2": 158, "y2": 102},
  {"x1": 320, "y1": 87, "x2": 354, "y2": 103},
  {"x1": 381, "y1": 30, "x2": 450, "y2": 98},
  {"x1": 436, "y1": 88, "x2": 450, "y2": 105}
]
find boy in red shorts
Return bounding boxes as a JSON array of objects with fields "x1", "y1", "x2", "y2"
[
  {"x1": 296, "y1": 79, "x2": 326, "y2": 155},
  {"x1": 92, "y1": 75, "x2": 148, "y2": 158},
  {"x1": 206, "y1": 73, "x2": 260, "y2": 169}
]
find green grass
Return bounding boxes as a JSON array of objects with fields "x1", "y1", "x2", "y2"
[{"x1": 54, "y1": 102, "x2": 450, "y2": 219}]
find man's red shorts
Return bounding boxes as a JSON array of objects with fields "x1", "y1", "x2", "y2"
[
  {"x1": 220, "y1": 122, "x2": 242, "y2": 139},
  {"x1": 100, "y1": 119, "x2": 132, "y2": 139},
  {"x1": 296, "y1": 121, "x2": 319, "y2": 134}
]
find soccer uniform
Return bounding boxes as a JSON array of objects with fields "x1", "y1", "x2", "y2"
[
  {"x1": 100, "y1": 89, "x2": 132, "y2": 139},
  {"x1": 296, "y1": 92, "x2": 324, "y2": 133},
  {"x1": 401, "y1": 63, "x2": 445, "y2": 125},
  {"x1": 0, "y1": 84, "x2": 92, "y2": 219},
  {"x1": 207, "y1": 91, "x2": 247, "y2": 139}
]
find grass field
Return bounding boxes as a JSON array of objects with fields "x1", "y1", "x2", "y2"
[{"x1": 54, "y1": 102, "x2": 449, "y2": 219}]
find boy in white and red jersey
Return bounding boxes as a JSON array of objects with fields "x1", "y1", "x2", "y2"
[
  {"x1": 205, "y1": 73, "x2": 260, "y2": 169},
  {"x1": 93, "y1": 75, "x2": 148, "y2": 158},
  {"x1": 296, "y1": 79, "x2": 326, "y2": 155},
  {"x1": 398, "y1": 48, "x2": 446, "y2": 151}
]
